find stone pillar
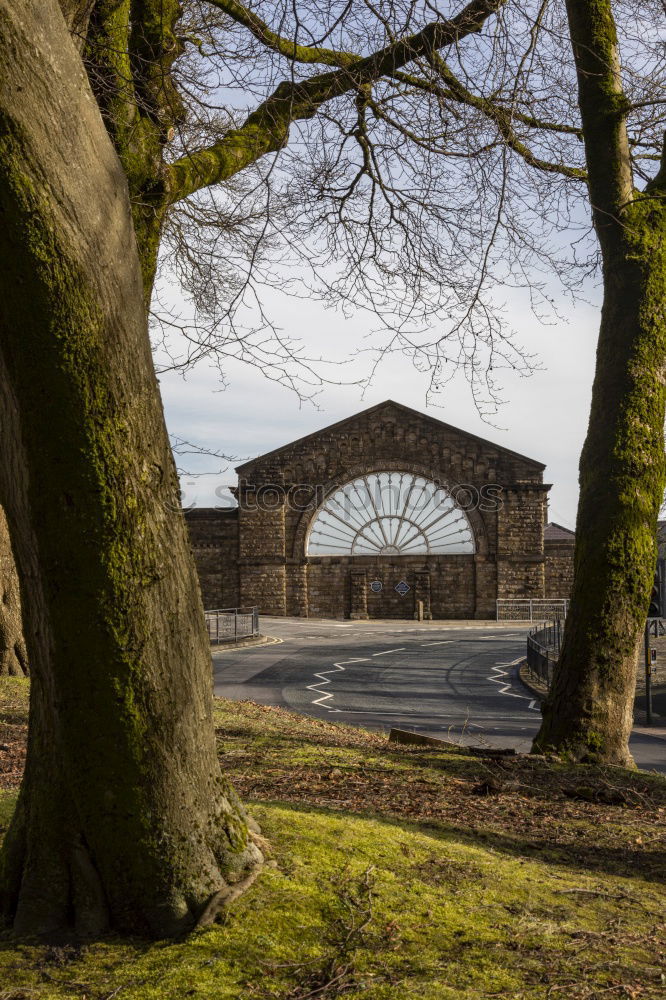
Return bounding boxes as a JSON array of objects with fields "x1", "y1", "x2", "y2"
[
  {"x1": 496, "y1": 484, "x2": 549, "y2": 600},
  {"x1": 413, "y1": 571, "x2": 432, "y2": 620},
  {"x1": 287, "y1": 561, "x2": 309, "y2": 616},
  {"x1": 474, "y1": 554, "x2": 498, "y2": 619},
  {"x1": 349, "y1": 569, "x2": 368, "y2": 619},
  {"x1": 238, "y1": 482, "x2": 287, "y2": 615}
]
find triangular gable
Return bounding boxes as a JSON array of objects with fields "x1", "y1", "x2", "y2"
[{"x1": 236, "y1": 399, "x2": 545, "y2": 473}]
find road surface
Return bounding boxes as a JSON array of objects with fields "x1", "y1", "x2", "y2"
[{"x1": 213, "y1": 618, "x2": 666, "y2": 774}]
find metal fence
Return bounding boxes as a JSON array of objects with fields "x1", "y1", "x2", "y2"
[
  {"x1": 526, "y1": 615, "x2": 666, "y2": 698},
  {"x1": 496, "y1": 599, "x2": 569, "y2": 622},
  {"x1": 525, "y1": 620, "x2": 564, "y2": 688},
  {"x1": 205, "y1": 607, "x2": 259, "y2": 644}
]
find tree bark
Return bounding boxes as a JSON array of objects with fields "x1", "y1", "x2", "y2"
[
  {"x1": 0, "y1": 509, "x2": 28, "y2": 677},
  {"x1": 535, "y1": 227, "x2": 665, "y2": 765},
  {"x1": 0, "y1": 0, "x2": 260, "y2": 939},
  {"x1": 534, "y1": 0, "x2": 666, "y2": 765}
]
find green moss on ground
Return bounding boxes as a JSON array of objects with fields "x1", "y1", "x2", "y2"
[{"x1": 0, "y1": 689, "x2": 664, "y2": 998}]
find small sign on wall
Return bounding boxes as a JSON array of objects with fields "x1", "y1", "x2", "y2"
[
  {"x1": 395, "y1": 580, "x2": 410, "y2": 596},
  {"x1": 369, "y1": 580, "x2": 383, "y2": 593}
]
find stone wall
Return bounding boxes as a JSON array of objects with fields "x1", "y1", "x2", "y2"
[
  {"x1": 304, "y1": 556, "x2": 478, "y2": 619},
  {"x1": 185, "y1": 508, "x2": 239, "y2": 610},
  {"x1": 544, "y1": 540, "x2": 576, "y2": 597}
]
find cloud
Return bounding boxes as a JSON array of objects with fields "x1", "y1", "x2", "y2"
[{"x1": 159, "y1": 284, "x2": 598, "y2": 527}]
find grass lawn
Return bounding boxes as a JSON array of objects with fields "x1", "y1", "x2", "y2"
[{"x1": 0, "y1": 677, "x2": 664, "y2": 999}]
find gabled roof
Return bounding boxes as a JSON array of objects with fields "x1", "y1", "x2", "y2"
[
  {"x1": 544, "y1": 521, "x2": 576, "y2": 541},
  {"x1": 236, "y1": 399, "x2": 545, "y2": 472}
]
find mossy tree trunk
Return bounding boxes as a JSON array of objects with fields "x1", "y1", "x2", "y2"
[
  {"x1": 534, "y1": 0, "x2": 666, "y2": 765},
  {"x1": 84, "y1": 0, "x2": 185, "y2": 300},
  {"x1": 0, "y1": 0, "x2": 260, "y2": 938}
]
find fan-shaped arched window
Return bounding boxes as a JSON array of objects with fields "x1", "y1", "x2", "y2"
[{"x1": 306, "y1": 472, "x2": 475, "y2": 556}]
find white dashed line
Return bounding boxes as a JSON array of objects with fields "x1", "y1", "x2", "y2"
[
  {"x1": 420, "y1": 640, "x2": 455, "y2": 647},
  {"x1": 372, "y1": 648, "x2": 406, "y2": 656}
]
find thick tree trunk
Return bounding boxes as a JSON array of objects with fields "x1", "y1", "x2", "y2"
[
  {"x1": 0, "y1": 0, "x2": 260, "y2": 939},
  {"x1": 535, "y1": 218, "x2": 665, "y2": 765},
  {"x1": 534, "y1": 0, "x2": 666, "y2": 765},
  {"x1": 0, "y1": 509, "x2": 28, "y2": 677}
]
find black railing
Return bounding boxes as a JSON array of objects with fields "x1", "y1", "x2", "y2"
[
  {"x1": 204, "y1": 607, "x2": 259, "y2": 644},
  {"x1": 525, "y1": 619, "x2": 564, "y2": 689},
  {"x1": 527, "y1": 616, "x2": 666, "y2": 698}
]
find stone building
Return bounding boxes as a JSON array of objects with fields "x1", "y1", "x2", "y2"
[{"x1": 185, "y1": 400, "x2": 575, "y2": 619}]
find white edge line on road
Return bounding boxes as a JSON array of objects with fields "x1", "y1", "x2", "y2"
[
  {"x1": 420, "y1": 640, "x2": 455, "y2": 646},
  {"x1": 372, "y1": 648, "x2": 406, "y2": 657}
]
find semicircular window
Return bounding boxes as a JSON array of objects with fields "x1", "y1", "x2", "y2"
[{"x1": 306, "y1": 472, "x2": 475, "y2": 556}]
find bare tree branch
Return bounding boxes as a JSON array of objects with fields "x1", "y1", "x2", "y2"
[
  {"x1": 168, "y1": 0, "x2": 507, "y2": 202},
  {"x1": 202, "y1": 0, "x2": 355, "y2": 66}
]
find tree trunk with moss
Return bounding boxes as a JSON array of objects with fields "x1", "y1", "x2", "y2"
[
  {"x1": 534, "y1": 0, "x2": 666, "y2": 766},
  {"x1": 0, "y1": 0, "x2": 260, "y2": 938}
]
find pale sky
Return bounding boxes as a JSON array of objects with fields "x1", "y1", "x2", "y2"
[{"x1": 159, "y1": 282, "x2": 601, "y2": 529}]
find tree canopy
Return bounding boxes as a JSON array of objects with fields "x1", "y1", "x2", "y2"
[{"x1": 77, "y1": 0, "x2": 664, "y2": 410}]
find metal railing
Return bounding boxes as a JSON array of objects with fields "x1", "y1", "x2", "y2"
[
  {"x1": 526, "y1": 615, "x2": 666, "y2": 700},
  {"x1": 525, "y1": 620, "x2": 564, "y2": 688},
  {"x1": 205, "y1": 607, "x2": 259, "y2": 644},
  {"x1": 496, "y1": 599, "x2": 569, "y2": 622}
]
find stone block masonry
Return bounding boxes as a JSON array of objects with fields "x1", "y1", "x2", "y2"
[{"x1": 543, "y1": 523, "x2": 576, "y2": 598}]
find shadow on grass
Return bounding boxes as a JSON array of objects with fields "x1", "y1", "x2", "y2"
[
  {"x1": 0, "y1": 712, "x2": 30, "y2": 728},
  {"x1": 216, "y1": 723, "x2": 666, "y2": 798},
  {"x1": 254, "y1": 798, "x2": 666, "y2": 885}
]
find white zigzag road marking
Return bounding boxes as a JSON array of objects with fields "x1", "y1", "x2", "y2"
[
  {"x1": 307, "y1": 658, "x2": 370, "y2": 712},
  {"x1": 487, "y1": 660, "x2": 539, "y2": 712}
]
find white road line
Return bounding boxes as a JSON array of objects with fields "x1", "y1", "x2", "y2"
[
  {"x1": 420, "y1": 640, "x2": 455, "y2": 646},
  {"x1": 306, "y1": 661, "x2": 347, "y2": 708},
  {"x1": 486, "y1": 660, "x2": 539, "y2": 711},
  {"x1": 476, "y1": 635, "x2": 523, "y2": 640},
  {"x1": 292, "y1": 621, "x2": 356, "y2": 628},
  {"x1": 372, "y1": 648, "x2": 406, "y2": 656},
  {"x1": 306, "y1": 658, "x2": 371, "y2": 710}
]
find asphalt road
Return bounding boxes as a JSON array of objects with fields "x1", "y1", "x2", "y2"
[{"x1": 213, "y1": 617, "x2": 666, "y2": 774}]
